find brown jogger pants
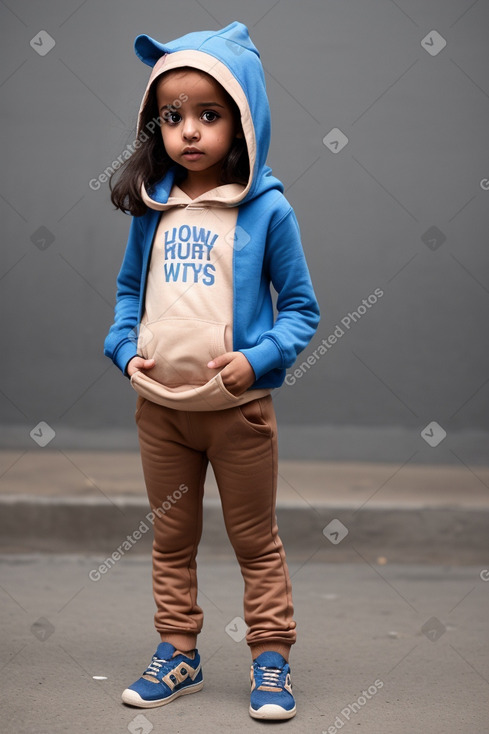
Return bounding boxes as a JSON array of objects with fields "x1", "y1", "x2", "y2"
[{"x1": 135, "y1": 393, "x2": 296, "y2": 660}]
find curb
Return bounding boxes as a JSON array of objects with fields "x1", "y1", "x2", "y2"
[{"x1": 1, "y1": 497, "x2": 488, "y2": 563}]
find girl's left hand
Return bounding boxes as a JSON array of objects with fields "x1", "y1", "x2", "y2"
[{"x1": 207, "y1": 352, "x2": 255, "y2": 397}]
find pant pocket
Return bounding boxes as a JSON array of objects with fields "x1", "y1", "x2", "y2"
[
  {"x1": 134, "y1": 395, "x2": 148, "y2": 422},
  {"x1": 237, "y1": 397, "x2": 274, "y2": 436}
]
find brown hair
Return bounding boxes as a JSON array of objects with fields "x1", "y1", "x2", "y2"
[{"x1": 110, "y1": 69, "x2": 249, "y2": 216}]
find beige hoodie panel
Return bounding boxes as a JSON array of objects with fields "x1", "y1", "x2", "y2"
[{"x1": 130, "y1": 185, "x2": 271, "y2": 410}]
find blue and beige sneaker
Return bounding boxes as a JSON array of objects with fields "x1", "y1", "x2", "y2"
[
  {"x1": 249, "y1": 651, "x2": 296, "y2": 720},
  {"x1": 122, "y1": 642, "x2": 203, "y2": 708}
]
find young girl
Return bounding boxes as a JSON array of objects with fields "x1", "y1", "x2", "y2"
[{"x1": 104, "y1": 20, "x2": 320, "y2": 721}]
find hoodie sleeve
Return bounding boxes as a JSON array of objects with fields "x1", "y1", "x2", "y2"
[
  {"x1": 103, "y1": 216, "x2": 144, "y2": 376},
  {"x1": 239, "y1": 207, "x2": 320, "y2": 380}
]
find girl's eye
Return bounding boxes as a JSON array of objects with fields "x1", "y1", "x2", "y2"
[
  {"x1": 163, "y1": 111, "x2": 181, "y2": 125},
  {"x1": 202, "y1": 110, "x2": 219, "y2": 122}
]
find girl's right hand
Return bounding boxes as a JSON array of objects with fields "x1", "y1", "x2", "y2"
[{"x1": 126, "y1": 356, "x2": 156, "y2": 377}]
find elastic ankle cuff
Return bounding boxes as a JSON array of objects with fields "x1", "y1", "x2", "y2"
[{"x1": 159, "y1": 633, "x2": 197, "y2": 652}]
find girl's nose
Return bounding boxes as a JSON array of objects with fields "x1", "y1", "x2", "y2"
[{"x1": 182, "y1": 119, "x2": 199, "y2": 141}]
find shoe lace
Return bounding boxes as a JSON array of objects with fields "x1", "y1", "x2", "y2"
[
  {"x1": 256, "y1": 665, "x2": 286, "y2": 688},
  {"x1": 144, "y1": 655, "x2": 174, "y2": 679}
]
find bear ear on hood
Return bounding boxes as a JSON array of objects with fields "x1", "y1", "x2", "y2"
[
  {"x1": 134, "y1": 34, "x2": 171, "y2": 67},
  {"x1": 134, "y1": 22, "x2": 258, "y2": 68}
]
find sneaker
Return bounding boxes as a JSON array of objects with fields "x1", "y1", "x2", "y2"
[
  {"x1": 249, "y1": 651, "x2": 296, "y2": 720},
  {"x1": 121, "y1": 642, "x2": 203, "y2": 708}
]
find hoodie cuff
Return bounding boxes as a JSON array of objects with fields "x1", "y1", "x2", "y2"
[
  {"x1": 113, "y1": 340, "x2": 139, "y2": 377},
  {"x1": 239, "y1": 338, "x2": 283, "y2": 382}
]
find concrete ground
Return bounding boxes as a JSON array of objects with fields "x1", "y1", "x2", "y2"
[
  {"x1": 1, "y1": 451, "x2": 488, "y2": 732},
  {"x1": 1, "y1": 556, "x2": 488, "y2": 734}
]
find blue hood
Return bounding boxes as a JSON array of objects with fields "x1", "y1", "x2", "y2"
[{"x1": 134, "y1": 21, "x2": 283, "y2": 205}]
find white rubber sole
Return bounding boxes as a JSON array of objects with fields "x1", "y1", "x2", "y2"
[
  {"x1": 249, "y1": 703, "x2": 297, "y2": 720},
  {"x1": 121, "y1": 679, "x2": 203, "y2": 708}
]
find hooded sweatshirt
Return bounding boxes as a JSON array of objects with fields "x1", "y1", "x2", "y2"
[{"x1": 104, "y1": 21, "x2": 320, "y2": 411}]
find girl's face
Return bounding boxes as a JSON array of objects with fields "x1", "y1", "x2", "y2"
[{"x1": 156, "y1": 69, "x2": 241, "y2": 186}]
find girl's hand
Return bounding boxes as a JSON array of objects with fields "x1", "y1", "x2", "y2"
[
  {"x1": 208, "y1": 352, "x2": 255, "y2": 397},
  {"x1": 126, "y1": 356, "x2": 155, "y2": 377}
]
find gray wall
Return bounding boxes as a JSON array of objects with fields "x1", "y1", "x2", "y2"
[{"x1": 1, "y1": 0, "x2": 488, "y2": 463}]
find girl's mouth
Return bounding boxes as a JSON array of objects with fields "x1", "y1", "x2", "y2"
[{"x1": 183, "y1": 150, "x2": 204, "y2": 161}]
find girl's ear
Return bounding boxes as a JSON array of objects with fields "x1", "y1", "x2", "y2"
[{"x1": 236, "y1": 130, "x2": 243, "y2": 139}]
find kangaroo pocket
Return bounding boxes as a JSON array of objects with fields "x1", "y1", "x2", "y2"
[
  {"x1": 138, "y1": 317, "x2": 227, "y2": 389},
  {"x1": 130, "y1": 369, "x2": 254, "y2": 411},
  {"x1": 132, "y1": 316, "x2": 271, "y2": 411}
]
